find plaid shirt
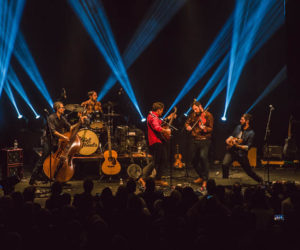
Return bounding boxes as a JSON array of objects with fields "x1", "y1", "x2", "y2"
[
  {"x1": 185, "y1": 111, "x2": 214, "y2": 140},
  {"x1": 81, "y1": 100, "x2": 102, "y2": 114}
]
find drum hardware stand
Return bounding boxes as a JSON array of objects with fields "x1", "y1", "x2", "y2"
[{"x1": 264, "y1": 105, "x2": 275, "y2": 185}]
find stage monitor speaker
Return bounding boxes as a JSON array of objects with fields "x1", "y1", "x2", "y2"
[
  {"x1": 232, "y1": 147, "x2": 257, "y2": 167},
  {"x1": 263, "y1": 145, "x2": 283, "y2": 160},
  {"x1": 1, "y1": 148, "x2": 23, "y2": 179}
]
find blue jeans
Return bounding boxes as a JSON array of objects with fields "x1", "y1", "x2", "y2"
[{"x1": 187, "y1": 139, "x2": 211, "y2": 180}]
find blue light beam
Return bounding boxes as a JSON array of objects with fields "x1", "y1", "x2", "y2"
[
  {"x1": 7, "y1": 67, "x2": 40, "y2": 118},
  {"x1": 164, "y1": 12, "x2": 234, "y2": 118},
  {"x1": 205, "y1": 1, "x2": 284, "y2": 111},
  {"x1": 69, "y1": 0, "x2": 144, "y2": 119},
  {"x1": 0, "y1": 0, "x2": 25, "y2": 97},
  {"x1": 13, "y1": 32, "x2": 54, "y2": 108},
  {"x1": 246, "y1": 66, "x2": 286, "y2": 113},
  {"x1": 98, "y1": 0, "x2": 187, "y2": 100},
  {"x1": 223, "y1": 0, "x2": 282, "y2": 118},
  {"x1": 3, "y1": 81, "x2": 22, "y2": 118}
]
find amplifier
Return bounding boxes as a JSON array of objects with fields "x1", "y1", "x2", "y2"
[
  {"x1": 263, "y1": 145, "x2": 283, "y2": 160},
  {"x1": 1, "y1": 148, "x2": 23, "y2": 179}
]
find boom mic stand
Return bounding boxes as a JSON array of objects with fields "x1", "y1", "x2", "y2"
[{"x1": 264, "y1": 105, "x2": 275, "y2": 184}]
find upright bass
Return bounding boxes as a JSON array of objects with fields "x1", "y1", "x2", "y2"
[{"x1": 43, "y1": 121, "x2": 82, "y2": 183}]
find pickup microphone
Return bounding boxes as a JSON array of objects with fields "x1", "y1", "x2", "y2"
[{"x1": 269, "y1": 104, "x2": 275, "y2": 110}]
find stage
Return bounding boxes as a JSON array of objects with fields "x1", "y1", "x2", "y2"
[{"x1": 6, "y1": 162, "x2": 300, "y2": 207}]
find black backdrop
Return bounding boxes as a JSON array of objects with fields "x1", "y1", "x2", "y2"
[{"x1": 0, "y1": 0, "x2": 296, "y2": 165}]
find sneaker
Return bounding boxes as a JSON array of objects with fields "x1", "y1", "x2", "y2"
[
  {"x1": 138, "y1": 178, "x2": 146, "y2": 189},
  {"x1": 193, "y1": 178, "x2": 203, "y2": 184},
  {"x1": 155, "y1": 180, "x2": 169, "y2": 187},
  {"x1": 29, "y1": 178, "x2": 37, "y2": 186}
]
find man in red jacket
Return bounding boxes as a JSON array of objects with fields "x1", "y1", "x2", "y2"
[{"x1": 139, "y1": 102, "x2": 171, "y2": 187}]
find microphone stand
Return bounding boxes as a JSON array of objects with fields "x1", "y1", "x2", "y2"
[
  {"x1": 43, "y1": 110, "x2": 53, "y2": 195},
  {"x1": 264, "y1": 106, "x2": 275, "y2": 184}
]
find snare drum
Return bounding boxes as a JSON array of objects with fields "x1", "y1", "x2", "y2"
[
  {"x1": 90, "y1": 111, "x2": 104, "y2": 130},
  {"x1": 77, "y1": 129, "x2": 99, "y2": 155}
]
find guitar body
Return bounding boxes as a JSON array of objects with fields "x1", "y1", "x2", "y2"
[
  {"x1": 43, "y1": 132, "x2": 81, "y2": 182},
  {"x1": 173, "y1": 144, "x2": 184, "y2": 168},
  {"x1": 161, "y1": 107, "x2": 177, "y2": 141},
  {"x1": 101, "y1": 150, "x2": 121, "y2": 175},
  {"x1": 101, "y1": 124, "x2": 121, "y2": 176},
  {"x1": 226, "y1": 137, "x2": 243, "y2": 150},
  {"x1": 161, "y1": 125, "x2": 171, "y2": 141}
]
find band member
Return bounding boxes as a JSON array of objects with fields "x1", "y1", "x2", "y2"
[
  {"x1": 81, "y1": 90, "x2": 102, "y2": 114},
  {"x1": 139, "y1": 102, "x2": 171, "y2": 187},
  {"x1": 185, "y1": 100, "x2": 213, "y2": 187},
  {"x1": 29, "y1": 102, "x2": 85, "y2": 185},
  {"x1": 222, "y1": 114, "x2": 263, "y2": 183}
]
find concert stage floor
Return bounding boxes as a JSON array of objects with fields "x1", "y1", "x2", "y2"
[{"x1": 5, "y1": 163, "x2": 300, "y2": 207}]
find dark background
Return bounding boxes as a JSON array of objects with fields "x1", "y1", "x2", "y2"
[{"x1": 0, "y1": 0, "x2": 298, "y2": 166}]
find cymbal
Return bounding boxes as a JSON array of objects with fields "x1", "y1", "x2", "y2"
[
  {"x1": 73, "y1": 107, "x2": 84, "y2": 113},
  {"x1": 102, "y1": 101, "x2": 118, "y2": 108},
  {"x1": 65, "y1": 104, "x2": 81, "y2": 111},
  {"x1": 103, "y1": 113, "x2": 120, "y2": 117}
]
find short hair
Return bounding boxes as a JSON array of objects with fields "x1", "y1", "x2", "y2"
[
  {"x1": 53, "y1": 101, "x2": 63, "y2": 111},
  {"x1": 191, "y1": 99, "x2": 201, "y2": 108},
  {"x1": 88, "y1": 90, "x2": 96, "y2": 97},
  {"x1": 243, "y1": 113, "x2": 253, "y2": 123},
  {"x1": 152, "y1": 102, "x2": 164, "y2": 111}
]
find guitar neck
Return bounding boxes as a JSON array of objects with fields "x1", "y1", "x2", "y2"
[{"x1": 107, "y1": 126, "x2": 112, "y2": 157}]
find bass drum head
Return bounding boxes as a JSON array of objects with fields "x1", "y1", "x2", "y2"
[{"x1": 77, "y1": 129, "x2": 99, "y2": 155}]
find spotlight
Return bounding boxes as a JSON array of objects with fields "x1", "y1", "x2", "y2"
[
  {"x1": 184, "y1": 113, "x2": 188, "y2": 117},
  {"x1": 35, "y1": 115, "x2": 40, "y2": 119},
  {"x1": 221, "y1": 116, "x2": 226, "y2": 121},
  {"x1": 18, "y1": 115, "x2": 23, "y2": 119},
  {"x1": 141, "y1": 118, "x2": 146, "y2": 122}
]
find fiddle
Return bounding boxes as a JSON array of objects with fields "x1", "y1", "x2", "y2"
[{"x1": 173, "y1": 144, "x2": 185, "y2": 169}]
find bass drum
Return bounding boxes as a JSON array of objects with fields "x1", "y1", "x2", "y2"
[{"x1": 77, "y1": 129, "x2": 99, "y2": 155}]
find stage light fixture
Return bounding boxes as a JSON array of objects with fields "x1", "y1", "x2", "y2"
[
  {"x1": 18, "y1": 114, "x2": 23, "y2": 119},
  {"x1": 0, "y1": 0, "x2": 25, "y2": 97},
  {"x1": 69, "y1": 0, "x2": 144, "y2": 119},
  {"x1": 141, "y1": 118, "x2": 146, "y2": 122},
  {"x1": 221, "y1": 116, "x2": 226, "y2": 121},
  {"x1": 98, "y1": 0, "x2": 186, "y2": 100},
  {"x1": 35, "y1": 115, "x2": 40, "y2": 119}
]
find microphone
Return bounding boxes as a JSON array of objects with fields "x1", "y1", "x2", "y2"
[
  {"x1": 62, "y1": 88, "x2": 67, "y2": 99},
  {"x1": 269, "y1": 104, "x2": 275, "y2": 110},
  {"x1": 44, "y1": 109, "x2": 49, "y2": 115}
]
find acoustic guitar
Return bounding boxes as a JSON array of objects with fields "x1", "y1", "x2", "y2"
[
  {"x1": 101, "y1": 124, "x2": 121, "y2": 175},
  {"x1": 173, "y1": 144, "x2": 185, "y2": 169},
  {"x1": 283, "y1": 115, "x2": 297, "y2": 159},
  {"x1": 226, "y1": 137, "x2": 243, "y2": 150}
]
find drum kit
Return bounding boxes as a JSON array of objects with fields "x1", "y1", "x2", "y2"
[{"x1": 64, "y1": 102, "x2": 147, "y2": 156}]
